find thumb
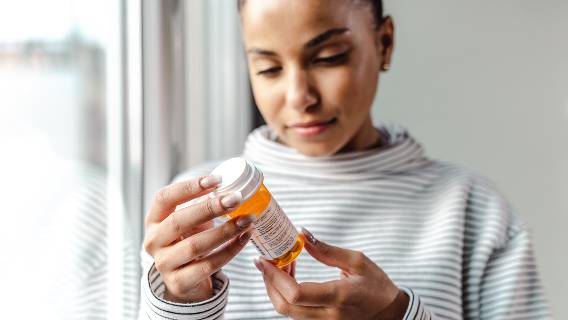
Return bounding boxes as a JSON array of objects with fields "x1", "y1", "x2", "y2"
[{"x1": 301, "y1": 227, "x2": 368, "y2": 275}]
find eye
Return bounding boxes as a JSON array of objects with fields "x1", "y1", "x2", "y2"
[
  {"x1": 313, "y1": 51, "x2": 350, "y2": 65},
  {"x1": 256, "y1": 67, "x2": 282, "y2": 76}
]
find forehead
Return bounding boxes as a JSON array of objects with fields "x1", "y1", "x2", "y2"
[{"x1": 241, "y1": 0, "x2": 373, "y2": 49}]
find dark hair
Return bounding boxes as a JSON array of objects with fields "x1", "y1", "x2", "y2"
[{"x1": 237, "y1": 0, "x2": 384, "y2": 26}]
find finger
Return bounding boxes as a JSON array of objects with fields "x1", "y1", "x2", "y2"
[
  {"x1": 255, "y1": 258, "x2": 340, "y2": 307},
  {"x1": 263, "y1": 277, "x2": 329, "y2": 319},
  {"x1": 281, "y1": 260, "x2": 296, "y2": 278},
  {"x1": 290, "y1": 260, "x2": 296, "y2": 278},
  {"x1": 155, "y1": 214, "x2": 257, "y2": 271},
  {"x1": 174, "y1": 231, "x2": 252, "y2": 283},
  {"x1": 301, "y1": 227, "x2": 370, "y2": 274},
  {"x1": 152, "y1": 191, "x2": 244, "y2": 248},
  {"x1": 146, "y1": 175, "x2": 222, "y2": 224}
]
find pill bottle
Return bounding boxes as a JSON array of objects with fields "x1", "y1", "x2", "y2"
[{"x1": 209, "y1": 157, "x2": 304, "y2": 267}]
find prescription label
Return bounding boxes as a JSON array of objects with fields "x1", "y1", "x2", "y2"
[{"x1": 250, "y1": 198, "x2": 297, "y2": 259}]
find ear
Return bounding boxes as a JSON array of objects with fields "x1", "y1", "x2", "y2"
[{"x1": 375, "y1": 16, "x2": 395, "y2": 71}]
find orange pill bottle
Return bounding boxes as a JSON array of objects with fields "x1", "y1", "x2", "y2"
[{"x1": 209, "y1": 157, "x2": 303, "y2": 267}]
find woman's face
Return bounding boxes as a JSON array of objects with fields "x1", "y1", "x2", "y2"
[{"x1": 241, "y1": 0, "x2": 394, "y2": 156}]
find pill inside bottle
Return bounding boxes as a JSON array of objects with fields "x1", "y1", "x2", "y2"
[{"x1": 208, "y1": 157, "x2": 304, "y2": 268}]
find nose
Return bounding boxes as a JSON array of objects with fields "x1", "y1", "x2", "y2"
[{"x1": 286, "y1": 69, "x2": 318, "y2": 112}]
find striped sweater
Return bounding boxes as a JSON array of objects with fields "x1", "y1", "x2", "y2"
[{"x1": 141, "y1": 124, "x2": 552, "y2": 319}]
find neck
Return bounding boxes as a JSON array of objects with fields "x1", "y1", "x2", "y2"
[{"x1": 338, "y1": 117, "x2": 381, "y2": 153}]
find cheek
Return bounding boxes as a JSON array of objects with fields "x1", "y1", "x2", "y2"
[
  {"x1": 250, "y1": 78, "x2": 284, "y2": 125},
  {"x1": 319, "y1": 65, "x2": 376, "y2": 117},
  {"x1": 319, "y1": 68, "x2": 353, "y2": 103},
  {"x1": 347, "y1": 55, "x2": 379, "y2": 114}
]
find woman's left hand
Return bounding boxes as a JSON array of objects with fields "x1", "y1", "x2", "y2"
[{"x1": 254, "y1": 228, "x2": 409, "y2": 320}]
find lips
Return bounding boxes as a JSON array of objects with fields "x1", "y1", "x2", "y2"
[{"x1": 288, "y1": 118, "x2": 337, "y2": 138}]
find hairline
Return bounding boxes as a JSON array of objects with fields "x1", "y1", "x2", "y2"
[{"x1": 237, "y1": 0, "x2": 384, "y2": 25}]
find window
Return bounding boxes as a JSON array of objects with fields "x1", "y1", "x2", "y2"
[
  {"x1": 0, "y1": 0, "x2": 141, "y2": 318},
  {"x1": 0, "y1": 1, "x2": 254, "y2": 318}
]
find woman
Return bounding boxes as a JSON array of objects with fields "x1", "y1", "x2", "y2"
[{"x1": 141, "y1": 0, "x2": 551, "y2": 319}]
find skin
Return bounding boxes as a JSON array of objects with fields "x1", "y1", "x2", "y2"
[
  {"x1": 144, "y1": 176, "x2": 254, "y2": 302},
  {"x1": 255, "y1": 229, "x2": 409, "y2": 320},
  {"x1": 241, "y1": 0, "x2": 394, "y2": 157}
]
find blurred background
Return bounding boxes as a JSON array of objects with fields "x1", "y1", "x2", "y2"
[{"x1": 0, "y1": 0, "x2": 565, "y2": 318}]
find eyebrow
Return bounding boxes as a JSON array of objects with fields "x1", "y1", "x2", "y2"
[
  {"x1": 247, "y1": 27, "x2": 350, "y2": 56},
  {"x1": 304, "y1": 27, "x2": 349, "y2": 49}
]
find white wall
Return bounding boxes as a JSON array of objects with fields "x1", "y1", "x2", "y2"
[{"x1": 375, "y1": 1, "x2": 568, "y2": 318}]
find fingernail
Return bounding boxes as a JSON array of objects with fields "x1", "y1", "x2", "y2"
[
  {"x1": 301, "y1": 227, "x2": 318, "y2": 245},
  {"x1": 200, "y1": 175, "x2": 222, "y2": 188},
  {"x1": 236, "y1": 214, "x2": 257, "y2": 229},
  {"x1": 253, "y1": 258, "x2": 264, "y2": 273},
  {"x1": 221, "y1": 192, "x2": 243, "y2": 208},
  {"x1": 239, "y1": 231, "x2": 251, "y2": 244}
]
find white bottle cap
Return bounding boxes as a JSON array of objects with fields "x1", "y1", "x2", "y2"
[{"x1": 208, "y1": 157, "x2": 264, "y2": 202}]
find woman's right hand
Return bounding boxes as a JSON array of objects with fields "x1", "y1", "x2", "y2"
[{"x1": 143, "y1": 175, "x2": 255, "y2": 303}]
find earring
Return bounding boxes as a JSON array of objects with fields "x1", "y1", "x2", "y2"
[{"x1": 381, "y1": 63, "x2": 390, "y2": 71}]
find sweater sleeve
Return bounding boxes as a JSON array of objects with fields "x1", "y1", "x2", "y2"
[
  {"x1": 400, "y1": 287, "x2": 434, "y2": 320},
  {"x1": 460, "y1": 174, "x2": 552, "y2": 320},
  {"x1": 139, "y1": 263, "x2": 229, "y2": 320},
  {"x1": 395, "y1": 173, "x2": 551, "y2": 320},
  {"x1": 396, "y1": 232, "x2": 551, "y2": 320},
  {"x1": 475, "y1": 229, "x2": 551, "y2": 319}
]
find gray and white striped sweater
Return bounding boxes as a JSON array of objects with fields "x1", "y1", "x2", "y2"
[{"x1": 141, "y1": 124, "x2": 552, "y2": 319}]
